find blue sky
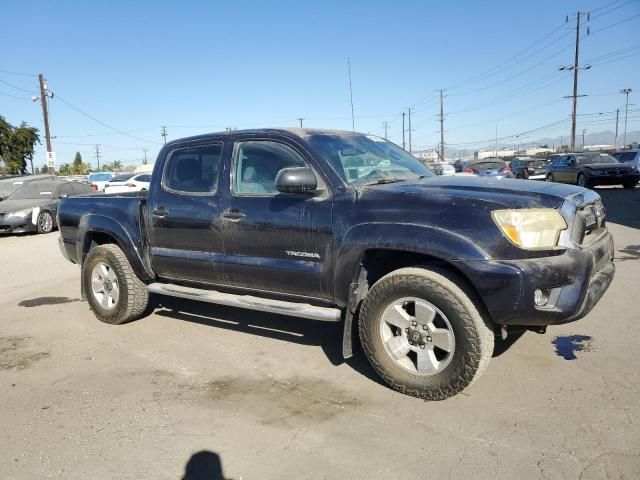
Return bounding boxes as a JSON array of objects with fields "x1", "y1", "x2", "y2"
[{"x1": 1, "y1": 0, "x2": 639, "y2": 170}]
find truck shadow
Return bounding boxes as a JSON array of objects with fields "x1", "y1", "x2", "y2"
[
  {"x1": 595, "y1": 186, "x2": 640, "y2": 230},
  {"x1": 151, "y1": 295, "x2": 384, "y2": 386}
]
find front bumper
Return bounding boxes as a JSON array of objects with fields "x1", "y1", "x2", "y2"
[
  {"x1": 458, "y1": 230, "x2": 615, "y2": 326},
  {"x1": 588, "y1": 173, "x2": 639, "y2": 186},
  {"x1": 0, "y1": 215, "x2": 36, "y2": 234}
]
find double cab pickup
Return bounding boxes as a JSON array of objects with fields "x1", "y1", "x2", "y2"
[{"x1": 57, "y1": 129, "x2": 614, "y2": 399}]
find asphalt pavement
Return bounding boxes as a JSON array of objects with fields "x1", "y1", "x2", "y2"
[{"x1": 0, "y1": 186, "x2": 639, "y2": 479}]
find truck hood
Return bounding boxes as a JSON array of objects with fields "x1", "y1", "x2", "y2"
[{"x1": 360, "y1": 176, "x2": 597, "y2": 210}]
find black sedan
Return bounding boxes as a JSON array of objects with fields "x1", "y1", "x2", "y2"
[
  {"x1": 545, "y1": 152, "x2": 640, "y2": 189},
  {"x1": 0, "y1": 179, "x2": 94, "y2": 234},
  {"x1": 510, "y1": 158, "x2": 549, "y2": 180}
]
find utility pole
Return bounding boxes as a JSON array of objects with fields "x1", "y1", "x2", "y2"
[
  {"x1": 297, "y1": 117, "x2": 304, "y2": 128},
  {"x1": 38, "y1": 74, "x2": 54, "y2": 174},
  {"x1": 439, "y1": 89, "x2": 445, "y2": 162},
  {"x1": 582, "y1": 129, "x2": 586, "y2": 150},
  {"x1": 614, "y1": 108, "x2": 619, "y2": 148},
  {"x1": 621, "y1": 88, "x2": 632, "y2": 148},
  {"x1": 160, "y1": 126, "x2": 168, "y2": 144},
  {"x1": 408, "y1": 107, "x2": 412, "y2": 152},
  {"x1": 560, "y1": 12, "x2": 590, "y2": 150},
  {"x1": 382, "y1": 121, "x2": 389, "y2": 139},
  {"x1": 495, "y1": 124, "x2": 498, "y2": 158},
  {"x1": 402, "y1": 112, "x2": 406, "y2": 150},
  {"x1": 142, "y1": 148, "x2": 148, "y2": 165},
  {"x1": 94, "y1": 145, "x2": 102, "y2": 170}
]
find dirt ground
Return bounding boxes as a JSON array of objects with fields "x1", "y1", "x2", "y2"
[{"x1": 1, "y1": 187, "x2": 639, "y2": 479}]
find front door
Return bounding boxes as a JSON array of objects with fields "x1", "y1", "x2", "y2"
[
  {"x1": 147, "y1": 141, "x2": 227, "y2": 284},
  {"x1": 220, "y1": 138, "x2": 333, "y2": 300}
]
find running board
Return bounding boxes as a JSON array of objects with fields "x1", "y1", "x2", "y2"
[{"x1": 147, "y1": 282, "x2": 342, "y2": 322}]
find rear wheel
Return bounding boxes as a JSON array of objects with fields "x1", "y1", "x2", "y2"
[
  {"x1": 359, "y1": 267, "x2": 494, "y2": 400},
  {"x1": 623, "y1": 180, "x2": 637, "y2": 190},
  {"x1": 83, "y1": 244, "x2": 149, "y2": 324},
  {"x1": 546, "y1": 173, "x2": 555, "y2": 182}
]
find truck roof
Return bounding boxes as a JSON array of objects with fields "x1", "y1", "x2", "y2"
[{"x1": 164, "y1": 128, "x2": 366, "y2": 146}]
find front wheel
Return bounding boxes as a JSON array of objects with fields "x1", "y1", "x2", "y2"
[
  {"x1": 359, "y1": 267, "x2": 494, "y2": 400},
  {"x1": 36, "y1": 210, "x2": 54, "y2": 234},
  {"x1": 577, "y1": 173, "x2": 589, "y2": 188},
  {"x1": 82, "y1": 244, "x2": 149, "y2": 324},
  {"x1": 623, "y1": 181, "x2": 637, "y2": 190}
]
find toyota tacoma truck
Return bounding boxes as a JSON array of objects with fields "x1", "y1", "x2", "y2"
[{"x1": 57, "y1": 129, "x2": 614, "y2": 400}]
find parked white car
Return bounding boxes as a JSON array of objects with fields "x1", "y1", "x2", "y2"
[
  {"x1": 88, "y1": 172, "x2": 115, "y2": 192},
  {"x1": 430, "y1": 162, "x2": 456, "y2": 176},
  {"x1": 104, "y1": 173, "x2": 152, "y2": 194}
]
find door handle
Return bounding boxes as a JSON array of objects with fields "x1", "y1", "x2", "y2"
[
  {"x1": 152, "y1": 207, "x2": 168, "y2": 218},
  {"x1": 223, "y1": 209, "x2": 246, "y2": 221}
]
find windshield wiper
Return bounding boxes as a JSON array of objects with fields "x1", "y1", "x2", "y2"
[{"x1": 365, "y1": 178, "x2": 406, "y2": 185}]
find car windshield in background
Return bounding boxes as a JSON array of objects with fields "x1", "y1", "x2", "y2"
[
  {"x1": 307, "y1": 133, "x2": 432, "y2": 185},
  {"x1": 89, "y1": 173, "x2": 112, "y2": 182},
  {"x1": 613, "y1": 152, "x2": 636, "y2": 163},
  {"x1": 110, "y1": 174, "x2": 135, "y2": 182},
  {"x1": 577, "y1": 154, "x2": 619, "y2": 165},
  {"x1": 8, "y1": 184, "x2": 55, "y2": 200}
]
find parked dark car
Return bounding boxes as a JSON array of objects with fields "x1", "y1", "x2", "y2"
[
  {"x1": 546, "y1": 152, "x2": 640, "y2": 189},
  {"x1": 0, "y1": 174, "x2": 62, "y2": 201},
  {"x1": 0, "y1": 179, "x2": 94, "y2": 234},
  {"x1": 612, "y1": 149, "x2": 640, "y2": 170},
  {"x1": 453, "y1": 159, "x2": 465, "y2": 172},
  {"x1": 510, "y1": 158, "x2": 550, "y2": 180},
  {"x1": 58, "y1": 128, "x2": 613, "y2": 400},
  {"x1": 462, "y1": 158, "x2": 513, "y2": 178}
]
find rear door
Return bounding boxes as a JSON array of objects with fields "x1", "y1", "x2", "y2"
[
  {"x1": 219, "y1": 137, "x2": 333, "y2": 300},
  {"x1": 146, "y1": 141, "x2": 227, "y2": 284}
]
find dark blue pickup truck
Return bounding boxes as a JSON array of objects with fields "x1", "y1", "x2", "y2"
[{"x1": 57, "y1": 129, "x2": 614, "y2": 400}]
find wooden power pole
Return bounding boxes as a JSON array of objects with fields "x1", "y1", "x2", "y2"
[{"x1": 38, "y1": 74, "x2": 54, "y2": 174}]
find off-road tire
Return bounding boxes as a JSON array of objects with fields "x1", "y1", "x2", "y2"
[
  {"x1": 36, "y1": 210, "x2": 54, "y2": 234},
  {"x1": 359, "y1": 267, "x2": 494, "y2": 400},
  {"x1": 83, "y1": 244, "x2": 149, "y2": 325}
]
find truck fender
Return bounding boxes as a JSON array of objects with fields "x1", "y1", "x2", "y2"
[
  {"x1": 76, "y1": 214, "x2": 155, "y2": 283},
  {"x1": 334, "y1": 223, "x2": 489, "y2": 307}
]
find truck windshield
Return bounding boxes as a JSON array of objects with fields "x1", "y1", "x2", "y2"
[{"x1": 307, "y1": 133, "x2": 432, "y2": 185}]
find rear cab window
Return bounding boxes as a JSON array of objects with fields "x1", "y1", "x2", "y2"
[{"x1": 162, "y1": 143, "x2": 223, "y2": 194}]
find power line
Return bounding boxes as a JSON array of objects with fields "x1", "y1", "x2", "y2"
[
  {"x1": 447, "y1": 22, "x2": 569, "y2": 91},
  {"x1": 0, "y1": 77, "x2": 37, "y2": 94},
  {"x1": 0, "y1": 67, "x2": 37, "y2": 77},
  {"x1": 0, "y1": 91, "x2": 30, "y2": 101},
  {"x1": 590, "y1": 0, "x2": 636, "y2": 20},
  {"x1": 54, "y1": 93, "x2": 162, "y2": 145},
  {"x1": 590, "y1": 0, "x2": 627, "y2": 14},
  {"x1": 589, "y1": 13, "x2": 640, "y2": 35}
]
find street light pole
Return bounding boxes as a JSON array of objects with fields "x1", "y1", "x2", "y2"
[{"x1": 620, "y1": 88, "x2": 632, "y2": 148}]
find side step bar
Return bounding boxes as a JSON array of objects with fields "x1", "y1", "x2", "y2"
[{"x1": 147, "y1": 282, "x2": 342, "y2": 322}]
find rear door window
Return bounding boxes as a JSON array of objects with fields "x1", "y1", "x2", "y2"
[{"x1": 163, "y1": 143, "x2": 222, "y2": 194}]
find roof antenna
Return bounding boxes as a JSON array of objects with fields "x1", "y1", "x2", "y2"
[
  {"x1": 347, "y1": 57, "x2": 359, "y2": 159},
  {"x1": 347, "y1": 57, "x2": 356, "y2": 134}
]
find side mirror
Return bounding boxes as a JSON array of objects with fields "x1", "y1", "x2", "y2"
[
  {"x1": 59, "y1": 194, "x2": 68, "y2": 199},
  {"x1": 568, "y1": 158, "x2": 577, "y2": 166},
  {"x1": 275, "y1": 167, "x2": 317, "y2": 194}
]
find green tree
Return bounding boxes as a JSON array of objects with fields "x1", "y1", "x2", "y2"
[
  {"x1": 70, "y1": 151, "x2": 89, "y2": 175},
  {"x1": 103, "y1": 160, "x2": 123, "y2": 172},
  {"x1": 0, "y1": 116, "x2": 40, "y2": 174},
  {"x1": 58, "y1": 163, "x2": 72, "y2": 175}
]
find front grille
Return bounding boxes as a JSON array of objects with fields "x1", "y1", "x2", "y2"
[
  {"x1": 606, "y1": 169, "x2": 629, "y2": 175},
  {"x1": 573, "y1": 200, "x2": 606, "y2": 245}
]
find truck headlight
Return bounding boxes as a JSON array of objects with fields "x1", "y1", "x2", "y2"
[
  {"x1": 492, "y1": 208, "x2": 567, "y2": 250},
  {"x1": 6, "y1": 209, "x2": 32, "y2": 218}
]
